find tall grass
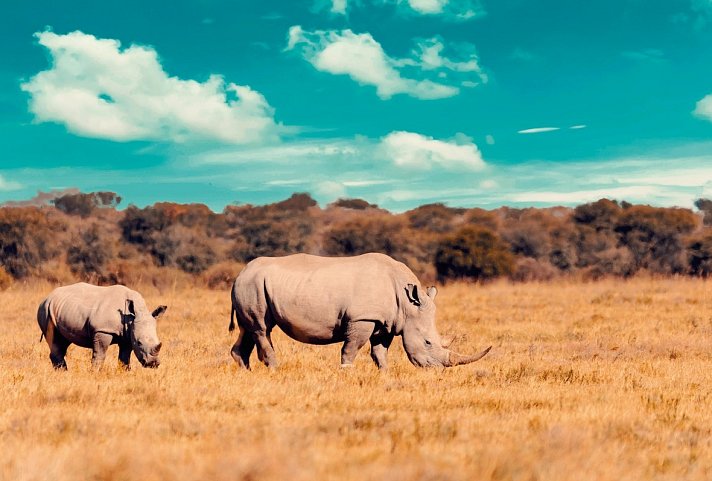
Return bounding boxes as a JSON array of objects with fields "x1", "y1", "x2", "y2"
[{"x1": 1, "y1": 277, "x2": 710, "y2": 480}]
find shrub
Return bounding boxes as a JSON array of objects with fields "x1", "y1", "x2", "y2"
[
  {"x1": 53, "y1": 191, "x2": 121, "y2": 217},
  {"x1": 330, "y1": 198, "x2": 378, "y2": 210},
  {"x1": 226, "y1": 195, "x2": 317, "y2": 262},
  {"x1": 0, "y1": 207, "x2": 61, "y2": 278},
  {"x1": 66, "y1": 223, "x2": 114, "y2": 280},
  {"x1": 406, "y1": 203, "x2": 463, "y2": 234},
  {"x1": 323, "y1": 214, "x2": 409, "y2": 258},
  {"x1": 695, "y1": 198, "x2": 712, "y2": 226},
  {"x1": 435, "y1": 226, "x2": 514, "y2": 281},
  {"x1": 614, "y1": 205, "x2": 698, "y2": 274},
  {"x1": 0, "y1": 267, "x2": 13, "y2": 290},
  {"x1": 510, "y1": 258, "x2": 558, "y2": 282},
  {"x1": 688, "y1": 230, "x2": 712, "y2": 277}
]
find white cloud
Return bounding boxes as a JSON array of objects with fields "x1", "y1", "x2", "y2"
[
  {"x1": 286, "y1": 26, "x2": 485, "y2": 99},
  {"x1": 694, "y1": 94, "x2": 712, "y2": 121},
  {"x1": 380, "y1": 131, "x2": 485, "y2": 171},
  {"x1": 518, "y1": 127, "x2": 560, "y2": 134},
  {"x1": 569, "y1": 124, "x2": 587, "y2": 130},
  {"x1": 384, "y1": 0, "x2": 482, "y2": 20},
  {"x1": 0, "y1": 175, "x2": 22, "y2": 192},
  {"x1": 22, "y1": 30, "x2": 280, "y2": 144},
  {"x1": 331, "y1": 0, "x2": 348, "y2": 14},
  {"x1": 195, "y1": 139, "x2": 359, "y2": 165},
  {"x1": 314, "y1": 180, "x2": 347, "y2": 200}
]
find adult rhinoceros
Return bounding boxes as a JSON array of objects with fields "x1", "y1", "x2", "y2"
[
  {"x1": 37, "y1": 283, "x2": 167, "y2": 370},
  {"x1": 229, "y1": 253, "x2": 491, "y2": 369}
]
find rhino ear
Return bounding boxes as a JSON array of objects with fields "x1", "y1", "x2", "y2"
[
  {"x1": 126, "y1": 299, "x2": 136, "y2": 316},
  {"x1": 405, "y1": 284, "x2": 421, "y2": 306},
  {"x1": 152, "y1": 305, "x2": 168, "y2": 319}
]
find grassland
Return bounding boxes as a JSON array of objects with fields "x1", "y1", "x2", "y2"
[{"x1": 1, "y1": 277, "x2": 711, "y2": 481}]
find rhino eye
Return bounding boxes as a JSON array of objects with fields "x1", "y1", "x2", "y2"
[{"x1": 424, "y1": 340, "x2": 432, "y2": 347}]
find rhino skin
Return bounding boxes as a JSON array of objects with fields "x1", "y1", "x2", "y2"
[
  {"x1": 229, "y1": 253, "x2": 491, "y2": 369},
  {"x1": 37, "y1": 283, "x2": 167, "y2": 370}
]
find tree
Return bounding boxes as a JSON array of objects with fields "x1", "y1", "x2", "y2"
[
  {"x1": 435, "y1": 226, "x2": 514, "y2": 281},
  {"x1": 0, "y1": 207, "x2": 61, "y2": 278},
  {"x1": 226, "y1": 194, "x2": 318, "y2": 262},
  {"x1": 323, "y1": 214, "x2": 409, "y2": 258},
  {"x1": 67, "y1": 223, "x2": 114, "y2": 280},
  {"x1": 694, "y1": 198, "x2": 712, "y2": 226},
  {"x1": 614, "y1": 205, "x2": 698, "y2": 274},
  {"x1": 688, "y1": 230, "x2": 712, "y2": 277},
  {"x1": 53, "y1": 191, "x2": 121, "y2": 217}
]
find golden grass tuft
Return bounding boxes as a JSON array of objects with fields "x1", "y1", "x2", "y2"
[{"x1": 1, "y1": 277, "x2": 711, "y2": 480}]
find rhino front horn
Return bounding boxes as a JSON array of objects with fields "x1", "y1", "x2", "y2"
[
  {"x1": 446, "y1": 346, "x2": 492, "y2": 367},
  {"x1": 151, "y1": 343, "x2": 162, "y2": 356}
]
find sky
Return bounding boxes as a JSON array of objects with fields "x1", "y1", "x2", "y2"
[{"x1": 1, "y1": 0, "x2": 712, "y2": 211}]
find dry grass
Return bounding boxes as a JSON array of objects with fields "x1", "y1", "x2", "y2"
[{"x1": 1, "y1": 277, "x2": 711, "y2": 481}]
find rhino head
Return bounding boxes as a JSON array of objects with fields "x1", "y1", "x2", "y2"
[
  {"x1": 123, "y1": 300, "x2": 167, "y2": 368},
  {"x1": 401, "y1": 284, "x2": 491, "y2": 368}
]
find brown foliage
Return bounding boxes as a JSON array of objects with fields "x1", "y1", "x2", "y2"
[
  {"x1": 53, "y1": 191, "x2": 121, "y2": 217},
  {"x1": 66, "y1": 223, "x2": 115, "y2": 282},
  {"x1": 614, "y1": 205, "x2": 698, "y2": 274},
  {"x1": 329, "y1": 198, "x2": 379, "y2": 210},
  {"x1": 226, "y1": 195, "x2": 317, "y2": 262},
  {"x1": 0, "y1": 207, "x2": 61, "y2": 278},
  {"x1": 688, "y1": 229, "x2": 712, "y2": 277},
  {"x1": 323, "y1": 214, "x2": 409, "y2": 259},
  {"x1": 435, "y1": 226, "x2": 514, "y2": 281}
]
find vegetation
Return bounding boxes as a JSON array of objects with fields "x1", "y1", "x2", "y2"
[{"x1": 1, "y1": 190, "x2": 711, "y2": 285}]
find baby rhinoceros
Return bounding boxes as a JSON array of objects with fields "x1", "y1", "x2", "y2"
[{"x1": 37, "y1": 283, "x2": 167, "y2": 370}]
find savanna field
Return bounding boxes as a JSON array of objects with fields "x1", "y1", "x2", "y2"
[{"x1": 1, "y1": 277, "x2": 711, "y2": 481}]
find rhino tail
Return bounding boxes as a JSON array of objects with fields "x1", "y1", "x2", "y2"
[{"x1": 229, "y1": 304, "x2": 236, "y2": 332}]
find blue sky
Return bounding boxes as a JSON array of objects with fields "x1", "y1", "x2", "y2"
[{"x1": 1, "y1": 0, "x2": 712, "y2": 211}]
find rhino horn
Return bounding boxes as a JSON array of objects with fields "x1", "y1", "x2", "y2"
[
  {"x1": 445, "y1": 346, "x2": 492, "y2": 367},
  {"x1": 441, "y1": 335, "x2": 454, "y2": 349},
  {"x1": 151, "y1": 343, "x2": 162, "y2": 356}
]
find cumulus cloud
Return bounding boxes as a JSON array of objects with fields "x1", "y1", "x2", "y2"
[
  {"x1": 21, "y1": 30, "x2": 280, "y2": 144},
  {"x1": 331, "y1": 0, "x2": 348, "y2": 14},
  {"x1": 286, "y1": 26, "x2": 485, "y2": 99},
  {"x1": 392, "y1": 0, "x2": 482, "y2": 19},
  {"x1": 380, "y1": 131, "x2": 485, "y2": 170},
  {"x1": 694, "y1": 94, "x2": 712, "y2": 121},
  {"x1": 0, "y1": 175, "x2": 22, "y2": 192}
]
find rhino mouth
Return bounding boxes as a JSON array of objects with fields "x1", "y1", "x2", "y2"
[{"x1": 140, "y1": 359, "x2": 160, "y2": 368}]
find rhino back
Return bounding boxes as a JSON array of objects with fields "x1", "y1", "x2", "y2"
[
  {"x1": 234, "y1": 254, "x2": 416, "y2": 341},
  {"x1": 44, "y1": 283, "x2": 133, "y2": 346}
]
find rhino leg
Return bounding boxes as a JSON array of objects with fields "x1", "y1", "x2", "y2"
[
  {"x1": 118, "y1": 342, "x2": 132, "y2": 370},
  {"x1": 48, "y1": 331, "x2": 70, "y2": 371},
  {"x1": 230, "y1": 327, "x2": 255, "y2": 370},
  {"x1": 91, "y1": 332, "x2": 113, "y2": 371},
  {"x1": 341, "y1": 321, "x2": 376, "y2": 367},
  {"x1": 254, "y1": 330, "x2": 278, "y2": 368},
  {"x1": 369, "y1": 333, "x2": 394, "y2": 370}
]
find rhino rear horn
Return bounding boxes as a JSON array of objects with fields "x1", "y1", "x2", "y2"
[{"x1": 445, "y1": 346, "x2": 492, "y2": 367}]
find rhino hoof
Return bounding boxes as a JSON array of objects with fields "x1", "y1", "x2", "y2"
[{"x1": 340, "y1": 363, "x2": 354, "y2": 368}]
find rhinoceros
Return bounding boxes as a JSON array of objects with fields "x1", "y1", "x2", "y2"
[
  {"x1": 37, "y1": 283, "x2": 167, "y2": 370},
  {"x1": 229, "y1": 253, "x2": 491, "y2": 369}
]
